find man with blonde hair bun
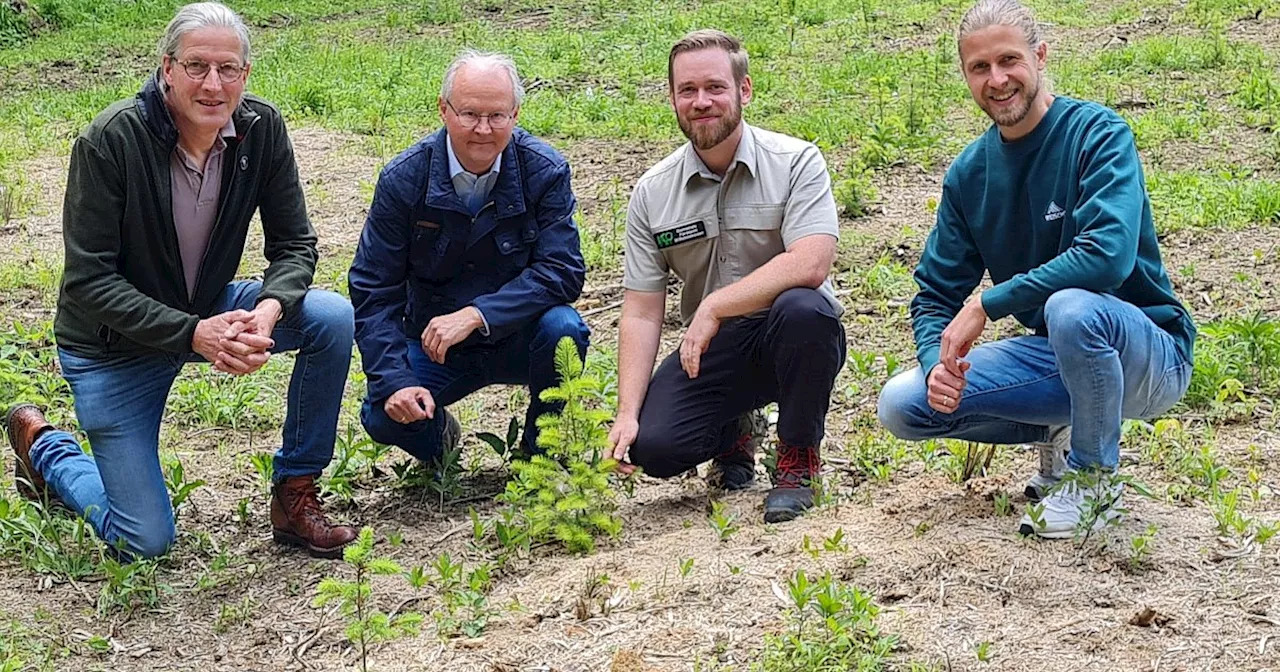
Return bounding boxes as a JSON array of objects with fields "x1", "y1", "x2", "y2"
[
  {"x1": 609, "y1": 29, "x2": 846, "y2": 523},
  {"x1": 878, "y1": 0, "x2": 1195, "y2": 539}
]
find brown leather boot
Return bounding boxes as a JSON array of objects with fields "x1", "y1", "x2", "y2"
[
  {"x1": 3, "y1": 403, "x2": 53, "y2": 501},
  {"x1": 270, "y1": 475, "x2": 357, "y2": 559}
]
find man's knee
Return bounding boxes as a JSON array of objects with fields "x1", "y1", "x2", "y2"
[
  {"x1": 360, "y1": 399, "x2": 403, "y2": 446},
  {"x1": 1044, "y1": 288, "x2": 1106, "y2": 341},
  {"x1": 532, "y1": 305, "x2": 590, "y2": 352},
  {"x1": 115, "y1": 518, "x2": 176, "y2": 560},
  {"x1": 628, "y1": 429, "x2": 688, "y2": 479},
  {"x1": 771, "y1": 288, "x2": 839, "y2": 332},
  {"x1": 298, "y1": 289, "x2": 356, "y2": 348},
  {"x1": 877, "y1": 368, "x2": 934, "y2": 440},
  {"x1": 360, "y1": 398, "x2": 438, "y2": 460}
]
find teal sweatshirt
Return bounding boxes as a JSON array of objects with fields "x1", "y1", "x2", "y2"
[{"x1": 911, "y1": 96, "x2": 1196, "y2": 375}]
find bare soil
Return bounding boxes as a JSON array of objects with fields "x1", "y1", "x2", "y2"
[{"x1": 2, "y1": 119, "x2": 1279, "y2": 672}]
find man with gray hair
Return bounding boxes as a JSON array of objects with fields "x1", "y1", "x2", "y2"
[
  {"x1": 3, "y1": 1, "x2": 358, "y2": 560},
  {"x1": 349, "y1": 50, "x2": 588, "y2": 467},
  {"x1": 878, "y1": 0, "x2": 1194, "y2": 538}
]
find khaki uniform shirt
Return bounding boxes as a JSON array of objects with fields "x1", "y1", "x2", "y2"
[{"x1": 623, "y1": 123, "x2": 842, "y2": 325}]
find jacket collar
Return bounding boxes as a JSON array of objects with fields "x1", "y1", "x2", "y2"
[
  {"x1": 426, "y1": 128, "x2": 527, "y2": 221},
  {"x1": 136, "y1": 69, "x2": 259, "y2": 147}
]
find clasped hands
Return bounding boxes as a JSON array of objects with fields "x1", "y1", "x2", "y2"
[
  {"x1": 384, "y1": 307, "x2": 484, "y2": 425},
  {"x1": 192, "y1": 298, "x2": 283, "y2": 376},
  {"x1": 928, "y1": 298, "x2": 987, "y2": 414}
]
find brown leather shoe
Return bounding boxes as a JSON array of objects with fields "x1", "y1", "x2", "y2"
[
  {"x1": 3, "y1": 404, "x2": 53, "y2": 501},
  {"x1": 270, "y1": 474, "x2": 357, "y2": 559}
]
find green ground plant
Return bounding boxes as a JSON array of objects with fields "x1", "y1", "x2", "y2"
[
  {"x1": 498, "y1": 337, "x2": 623, "y2": 554},
  {"x1": 758, "y1": 570, "x2": 897, "y2": 671},
  {"x1": 424, "y1": 552, "x2": 498, "y2": 639},
  {"x1": 313, "y1": 527, "x2": 423, "y2": 672}
]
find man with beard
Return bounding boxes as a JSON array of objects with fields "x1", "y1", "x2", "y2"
[
  {"x1": 607, "y1": 30, "x2": 845, "y2": 522},
  {"x1": 878, "y1": 0, "x2": 1195, "y2": 538}
]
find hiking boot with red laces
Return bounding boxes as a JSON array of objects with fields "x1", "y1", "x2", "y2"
[
  {"x1": 764, "y1": 441, "x2": 820, "y2": 523},
  {"x1": 706, "y1": 411, "x2": 767, "y2": 491},
  {"x1": 270, "y1": 474, "x2": 358, "y2": 559},
  {"x1": 3, "y1": 403, "x2": 53, "y2": 501}
]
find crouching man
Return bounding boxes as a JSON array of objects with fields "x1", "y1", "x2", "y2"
[
  {"x1": 878, "y1": 0, "x2": 1195, "y2": 538},
  {"x1": 349, "y1": 51, "x2": 589, "y2": 468},
  {"x1": 3, "y1": 2, "x2": 357, "y2": 560},
  {"x1": 608, "y1": 30, "x2": 846, "y2": 523}
]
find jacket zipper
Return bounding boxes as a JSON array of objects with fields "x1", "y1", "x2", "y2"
[{"x1": 189, "y1": 114, "x2": 261, "y2": 309}]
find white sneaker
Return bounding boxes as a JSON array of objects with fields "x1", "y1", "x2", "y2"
[
  {"x1": 1024, "y1": 426, "x2": 1070, "y2": 502},
  {"x1": 1019, "y1": 469, "x2": 1125, "y2": 539}
]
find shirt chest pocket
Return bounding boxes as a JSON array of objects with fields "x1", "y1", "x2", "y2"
[
  {"x1": 493, "y1": 222, "x2": 537, "y2": 270},
  {"x1": 721, "y1": 204, "x2": 785, "y2": 259},
  {"x1": 722, "y1": 204, "x2": 784, "y2": 232},
  {"x1": 410, "y1": 220, "x2": 450, "y2": 279}
]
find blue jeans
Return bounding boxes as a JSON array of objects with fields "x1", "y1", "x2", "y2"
[
  {"x1": 29, "y1": 281, "x2": 354, "y2": 559},
  {"x1": 878, "y1": 289, "x2": 1192, "y2": 471},
  {"x1": 360, "y1": 305, "x2": 589, "y2": 462}
]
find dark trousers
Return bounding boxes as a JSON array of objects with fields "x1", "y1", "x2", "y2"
[
  {"x1": 629, "y1": 288, "x2": 846, "y2": 478},
  {"x1": 361, "y1": 305, "x2": 590, "y2": 462}
]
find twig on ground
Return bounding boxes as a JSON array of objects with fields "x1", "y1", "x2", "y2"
[
  {"x1": 389, "y1": 594, "x2": 433, "y2": 621},
  {"x1": 432, "y1": 523, "x2": 468, "y2": 546},
  {"x1": 581, "y1": 300, "x2": 624, "y2": 318}
]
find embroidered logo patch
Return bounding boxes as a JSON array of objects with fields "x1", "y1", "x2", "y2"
[
  {"x1": 1044, "y1": 201, "x2": 1065, "y2": 221},
  {"x1": 653, "y1": 221, "x2": 708, "y2": 249}
]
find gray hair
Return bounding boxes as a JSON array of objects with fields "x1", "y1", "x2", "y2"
[
  {"x1": 956, "y1": 0, "x2": 1043, "y2": 54},
  {"x1": 157, "y1": 2, "x2": 251, "y2": 64},
  {"x1": 440, "y1": 50, "x2": 525, "y2": 107}
]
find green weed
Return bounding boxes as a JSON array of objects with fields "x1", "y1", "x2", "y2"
[
  {"x1": 313, "y1": 528, "x2": 423, "y2": 672},
  {"x1": 756, "y1": 570, "x2": 897, "y2": 671}
]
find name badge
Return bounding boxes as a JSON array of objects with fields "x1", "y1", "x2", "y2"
[{"x1": 654, "y1": 221, "x2": 707, "y2": 249}]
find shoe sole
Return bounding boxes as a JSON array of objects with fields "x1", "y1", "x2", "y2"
[
  {"x1": 272, "y1": 529, "x2": 348, "y2": 560},
  {"x1": 763, "y1": 508, "x2": 804, "y2": 523},
  {"x1": 1018, "y1": 510, "x2": 1122, "y2": 539}
]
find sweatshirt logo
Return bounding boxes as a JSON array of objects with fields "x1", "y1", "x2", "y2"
[{"x1": 1045, "y1": 201, "x2": 1065, "y2": 221}]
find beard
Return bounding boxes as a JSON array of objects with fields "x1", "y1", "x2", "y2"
[
  {"x1": 983, "y1": 74, "x2": 1041, "y2": 128},
  {"x1": 677, "y1": 97, "x2": 743, "y2": 150}
]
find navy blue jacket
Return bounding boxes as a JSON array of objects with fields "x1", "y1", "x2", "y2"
[{"x1": 349, "y1": 128, "x2": 586, "y2": 403}]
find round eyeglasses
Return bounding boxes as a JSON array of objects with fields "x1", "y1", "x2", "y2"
[
  {"x1": 446, "y1": 100, "x2": 515, "y2": 129},
  {"x1": 176, "y1": 59, "x2": 246, "y2": 83}
]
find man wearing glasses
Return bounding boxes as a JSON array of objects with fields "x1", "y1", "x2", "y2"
[
  {"x1": 349, "y1": 51, "x2": 588, "y2": 468},
  {"x1": 3, "y1": 2, "x2": 357, "y2": 560}
]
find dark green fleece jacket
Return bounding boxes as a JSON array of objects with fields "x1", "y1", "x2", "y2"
[{"x1": 54, "y1": 73, "x2": 317, "y2": 357}]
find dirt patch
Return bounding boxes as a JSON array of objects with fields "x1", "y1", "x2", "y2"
[{"x1": 3, "y1": 111, "x2": 1280, "y2": 672}]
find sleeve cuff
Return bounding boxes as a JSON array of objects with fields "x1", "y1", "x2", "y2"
[
  {"x1": 979, "y1": 285, "x2": 1016, "y2": 321},
  {"x1": 917, "y1": 345, "x2": 940, "y2": 377},
  {"x1": 622, "y1": 278, "x2": 667, "y2": 292},
  {"x1": 473, "y1": 306, "x2": 491, "y2": 337}
]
